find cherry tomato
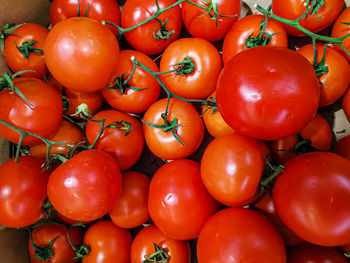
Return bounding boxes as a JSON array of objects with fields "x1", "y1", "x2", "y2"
[
  {"x1": 334, "y1": 134, "x2": 350, "y2": 160},
  {"x1": 331, "y1": 7, "x2": 350, "y2": 61},
  {"x1": 343, "y1": 87, "x2": 350, "y2": 121}
]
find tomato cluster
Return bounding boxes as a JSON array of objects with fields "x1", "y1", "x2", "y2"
[{"x1": 1, "y1": 0, "x2": 350, "y2": 262}]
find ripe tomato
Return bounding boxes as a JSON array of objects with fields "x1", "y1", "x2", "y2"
[
  {"x1": 197, "y1": 208, "x2": 286, "y2": 263},
  {"x1": 159, "y1": 37, "x2": 222, "y2": 99},
  {"x1": 82, "y1": 221, "x2": 132, "y2": 263},
  {"x1": 181, "y1": 0, "x2": 240, "y2": 42},
  {"x1": 85, "y1": 110, "x2": 145, "y2": 171},
  {"x1": 101, "y1": 49, "x2": 161, "y2": 114},
  {"x1": 148, "y1": 159, "x2": 219, "y2": 240},
  {"x1": 0, "y1": 156, "x2": 50, "y2": 228},
  {"x1": 47, "y1": 150, "x2": 122, "y2": 222},
  {"x1": 109, "y1": 171, "x2": 150, "y2": 229},
  {"x1": 44, "y1": 17, "x2": 119, "y2": 93},
  {"x1": 222, "y1": 14, "x2": 288, "y2": 64},
  {"x1": 343, "y1": 87, "x2": 350, "y2": 121},
  {"x1": 46, "y1": 74, "x2": 63, "y2": 93},
  {"x1": 121, "y1": 0, "x2": 182, "y2": 55},
  {"x1": 272, "y1": 0, "x2": 344, "y2": 36},
  {"x1": 131, "y1": 224, "x2": 191, "y2": 263},
  {"x1": 334, "y1": 134, "x2": 350, "y2": 160},
  {"x1": 216, "y1": 46, "x2": 320, "y2": 141},
  {"x1": 273, "y1": 152, "x2": 350, "y2": 246},
  {"x1": 0, "y1": 77, "x2": 63, "y2": 145},
  {"x1": 4, "y1": 23, "x2": 49, "y2": 79},
  {"x1": 331, "y1": 7, "x2": 350, "y2": 61}
]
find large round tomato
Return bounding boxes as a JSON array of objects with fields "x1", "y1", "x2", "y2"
[
  {"x1": 216, "y1": 46, "x2": 320, "y2": 141},
  {"x1": 273, "y1": 152, "x2": 350, "y2": 246}
]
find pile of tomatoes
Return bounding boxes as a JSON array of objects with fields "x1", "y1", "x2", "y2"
[{"x1": 1, "y1": 0, "x2": 350, "y2": 262}]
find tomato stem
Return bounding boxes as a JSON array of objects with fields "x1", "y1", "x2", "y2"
[
  {"x1": 259, "y1": 155, "x2": 285, "y2": 195},
  {"x1": 16, "y1": 39, "x2": 43, "y2": 59},
  {"x1": 0, "y1": 23, "x2": 23, "y2": 53},
  {"x1": 142, "y1": 243, "x2": 170, "y2": 263},
  {"x1": 29, "y1": 230, "x2": 61, "y2": 262},
  {"x1": 106, "y1": 74, "x2": 147, "y2": 94}
]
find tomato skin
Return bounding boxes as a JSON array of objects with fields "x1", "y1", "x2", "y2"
[
  {"x1": 216, "y1": 46, "x2": 320, "y2": 141},
  {"x1": 85, "y1": 110, "x2": 145, "y2": 171},
  {"x1": 44, "y1": 17, "x2": 119, "y2": 93},
  {"x1": 0, "y1": 77, "x2": 63, "y2": 145},
  {"x1": 82, "y1": 221, "x2": 132, "y2": 263},
  {"x1": 109, "y1": 171, "x2": 150, "y2": 229},
  {"x1": 181, "y1": 0, "x2": 240, "y2": 42},
  {"x1": 332, "y1": 7, "x2": 350, "y2": 61},
  {"x1": 101, "y1": 50, "x2": 161, "y2": 114},
  {"x1": 343, "y1": 87, "x2": 350, "y2": 121},
  {"x1": 0, "y1": 156, "x2": 49, "y2": 228},
  {"x1": 47, "y1": 150, "x2": 122, "y2": 222},
  {"x1": 131, "y1": 224, "x2": 191, "y2": 263},
  {"x1": 222, "y1": 14, "x2": 288, "y2": 64},
  {"x1": 197, "y1": 208, "x2": 286, "y2": 263},
  {"x1": 148, "y1": 159, "x2": 219, "y2": 240},
  {"x1": 121, "y1": 0, "x2": 182, "y2": 55},
  {"x1": 159, "y1": 38, "x2": 222, "y2": 99},
  {"x1": 334, "y1": 135, "x2": 350, "y2": 160},
  {"x1": 273, "y1": 152, "x2": 350, "y2": 246},
  {"x1": 4, "y1": 23, "x2": 49, "y2": 79}
]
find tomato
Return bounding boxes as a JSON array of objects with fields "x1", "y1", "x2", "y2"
[
  {"x1": 47, "y1": 150, "x2": 122, "y2": 221},
  {"x1": 0, "y1": 77, "x2": 63, "y2": 145},
  {"x1": 121, "y1": 0, "x2": 182, "y2": 55},
  {"x1": 50, "y1": 0, "x2": 121, "y2": 36},
  {"x1": 82, "y1": 221, "x2": 132, "y2": 263},
  {"x1": 28, "y1": 223, "x2": 83, "y2": 263},
  {"x1": 44, "y1": 17, "x2": 119, "y2": 93},
  {"x1": 334, "y1": 134, "x2": 350, "y2": 160},
  {"x1": 101, "y1": 49, "x2": 161, "y2": 114},
  {"x1": 197, "y1": 208, "x2": 286, "y2": 263},
  {"x1": 272, "y1": 0, "x2": 344, "y2": 36},
  {"x1": 46, "y1": 74, "x2": 63, "y2": 93},
  {"x1": 331, "y1": 7, "x2": 350, "y2": 61},
  {"x1": 159, "y1": 37, "x2": 222, "y2": 99},
  {"x1": 216, "y1": 46, "x2": 320, "y2": 141},
  {"x1": 0, "y1": 156, "x2": 49, "y2": 228},
  {"x1": 85, "y1": 110, "x2": 145, "y2": 171},
  {"x1": 148, "y1": 159, "x2": 219, "y2": 240},
  {"x1": 4, "y1": 23, "x2": 49, "y2": 79},
  {"x1": 109, "y1": 171, "x2": 150, "y2": 229},
  {"x1": 273, "y1": 152, "x2": 350, "y2": 246},
  {"x1": 343, "y1": 87, "x2": 350, "y2": 121},
  {"x1": 181, "y1": 0, "x2": 240, "y2": 42},
  {"x1": 131, "y1": 224, "x2": 191, "y2": 263},
  {"x1": 222, "y1": 14, "x2": 288, "y2": 64},
  {"x1": 297, "y1": 44, "x2": 350, "y2": 107}
]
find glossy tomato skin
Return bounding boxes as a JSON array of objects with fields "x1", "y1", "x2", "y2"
[
  {"x1": 159, "y1": 38, "x2": 222, "y2": 99},
  {"x1": 332, "y1": 7, "x2": 350, "y2": 61},
  {"x1": 4, "y1": 23, "x2": 49, "y2": 79},
  {"x1": 216, "y1": 46, "x2": 320, "y2": 141},
  {"x1": 273, "y1": 152, "x2": 350, "y2": 246},
  {"x1": 148, "y1": 159, "x2": 219, "y2": 240},
  {"x1": 85, "y1": 110, "x2": 145, "y2": 171},
  {"x1": 334, "y1": 135, "x2": 350, "y2": 160},
  {"x1": 47, "y1": 150, "x2": 122, "y2": 222},
  {"x1": 0, "y1": 156, "x2": 50, "y2": 228},
  {"x1": 44, "y1": 17, "x2": 119, "y2": 93},
  {"x1": 181, "y1": 0, "x2": 240, "y2": 42},
  {"x1": 131, "y1": 224, "x2": 191, "y2": 263},
  {"x1": 102, "y1": 49, "x2": 161, "y2": 114},
  {"x1": 197, "y1": 208, "x2": 286, "y2": 263},
  {"x1": 343, "y1": 87, "x2": 350, "y2": 121},
  {"x1": 121, "y1": 0, "x2": 182, "y2": 55},
  {"x1": 222, "y1": 14, "x2": 288, "y2": 64},
  {"x1": 0, "y1": 77, "x2": 63, "y2": 145},
  {"x1": 82, "y1": 221, "x2": 132, "y2": 263}
]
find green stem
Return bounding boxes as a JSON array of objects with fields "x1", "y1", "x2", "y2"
[
  {"x1": 16, "y1": 40, "x2": 43, "y2": 59},
  {"x1": 142, "y1": 243, "x2": 170, "y2": 263}
]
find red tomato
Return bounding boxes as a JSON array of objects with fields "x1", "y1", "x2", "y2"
[
  {"x1": 216, "y1": 46, "x2": 320, "y2": 141},
  {"x1": 0, "y1": 77, "x2": 63, "y2": 145},
  {"x1": 82, "y1": 221, "x2": 132, "y2": 263},
  {"x1": 109, "y1": 171, "x2": 150, "y2": 229},
  {"x1": 46, "y1": 74, "x2": 63, "y2": 93},
  {"x1": 85, "y1": 110, "x2": 145, "y2": 171},
  {"x1": 0, "y1": 156, "x2": 49, "y2": 228},
  {"x1": 197, "y1": 208, "x2": 286, "y2": 263},
  {"x1": 44, "y1": 17, "x2": 119, "y2": 93},
  {"x1": 47, "y1": 150, "x2": 122, "y2": 222},
  {"x1": 343, "y1": 87, "x2": 350, "y2": 121},
  {"x1": 102, "y1": 49, "x2": 161, "y2": 114},
  {"x1": 143, "y1": 98, "x2": 204, "y2": 160},
  {"x1": 159, "y1": 37, "x2": 222, "y2": 99},
  {"x1": 148, "y1": 159, "x2": 219, "y2": 240},
  {"x1": 273, "y1": 152, "x2": 350, "y2": 246},
  {"x1": 4, "y1": 23, "x2": 49, "y2": 79},
  {"x1": 331, "y1": 7, "x2": 350, "y2": 61},
  {"x1": 181, "y1": 0, "x2": 240, "y2": 42},
  {"x1": 222, "y1": 14, "x2": 288, "y2": 64},
  {"x1": 272, "y1": 0, "x2": 344, "y2": 36},
  {"x1": 121, "y1": 0, "x2": 182, "y2": 55},
  {"x1": 334, "y1": 134, "x2": 350, "y2": 160},
  {"x1": 131, "y1": 224, "x2": 191, "y2": 263}
]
